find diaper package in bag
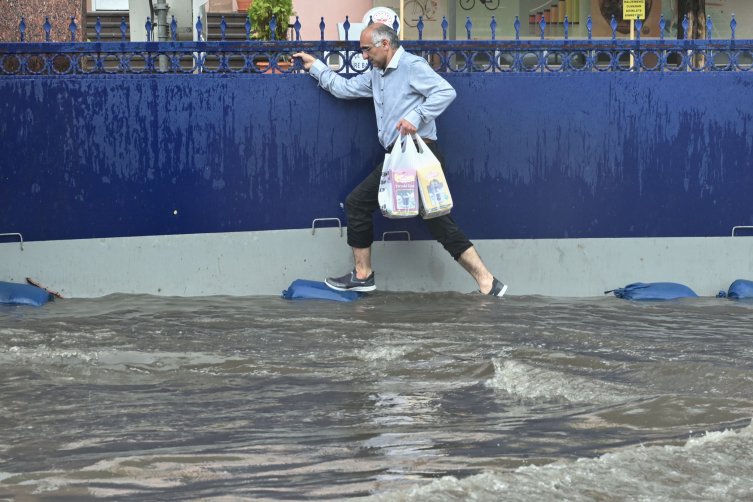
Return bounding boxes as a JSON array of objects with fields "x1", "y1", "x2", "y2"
[
  {"x1": 412, "y1": 135, "x2": 453, "y2": 219},
  {"x1": 378, "y1": 140, "x2": 420, "y2": 219}
]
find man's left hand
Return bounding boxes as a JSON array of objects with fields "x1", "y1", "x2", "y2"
[{"x1": 396, "y1": 119, "x2": 417, "y2": 136}]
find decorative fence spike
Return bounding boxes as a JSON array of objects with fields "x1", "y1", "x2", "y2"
[
  {"x1": 69, "y1": 16, "x2": 76, "y2": 42},
  {"x1": 731, "y1": 14, "x2": 736, "y2": 40},
  {"x1": 587, "y1": 15, "x2": 593, "y2": 40},
  {"x1": 4, "y1": 12, "x2": 729, "y2": 49},
  {"x1": 659, "y1": 14, "x2": 665, "y2": 41},
  {"x1": 294, "y1": 16, "x2": 301, "y2": 41},
  {"x1": 245, "y1": 15, "x2": 251, "y2": 40},
  {"x1": 682, "y1": 14, "x2": 689, "y2": 39},
  {"x1": 539, "y1": 14, "x2": 546, "y2": 40},
  {"x1": 706, "y1": 15, "x2": 712, "y2": 40},
  {"x1": 392, "y1": 16, "x2": 399, "y2": 33},
  {"x1": 490, "y1": 15, "x2": 496, "y2": 41},
  {"x1": 196, "y1": 15, "x2": 203, "y2": 41},
  {"x1": 269, "y1": 15, "x2": 276, "y2": 41}
]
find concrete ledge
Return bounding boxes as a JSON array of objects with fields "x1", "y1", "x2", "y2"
[{"x1": 1, "y1": 230, "x2": 751, "y2": 298}]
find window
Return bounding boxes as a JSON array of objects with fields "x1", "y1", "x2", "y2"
[
  {"x1": 94, "y1": 0, "x2": 129, "y2": 11},
  {"x1": 374, "y1": 0, "x2": 753, "y2": 40}
]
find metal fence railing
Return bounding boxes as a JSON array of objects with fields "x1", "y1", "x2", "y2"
[{"x1": 1, "y1": 13, "x2": 751, "y2": 75}]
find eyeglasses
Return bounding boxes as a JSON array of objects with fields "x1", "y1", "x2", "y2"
[{"x1": 360, "y1": 43, "x2": 382, "y2": 54}]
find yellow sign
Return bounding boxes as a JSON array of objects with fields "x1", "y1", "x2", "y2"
[{"x1": 623, "y1": 0, "x2": 645, "y2": 20}]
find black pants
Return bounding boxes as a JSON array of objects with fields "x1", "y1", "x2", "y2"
[{"x1": 345, "y1": 142, "x2": 473, "y2": 261}]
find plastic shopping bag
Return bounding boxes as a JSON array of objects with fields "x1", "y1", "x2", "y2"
[
  {"x1": 413, "y1": 135, "x2": 453, "y2": 219},
  {"x1": 378, "y1": 138, "x2": 419, "y2": 219}
]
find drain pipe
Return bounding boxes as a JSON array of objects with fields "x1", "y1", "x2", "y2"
[
  {"x1": 148, "y1": 0, "x2": 155, "y2": 33},
  {"x1": 154, "y1": 0, "x2": 170, "y2": 70}
]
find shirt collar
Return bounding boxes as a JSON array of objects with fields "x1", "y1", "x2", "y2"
[{"x1": 378, "y1": 46, "x2": 405, "y2": 75}]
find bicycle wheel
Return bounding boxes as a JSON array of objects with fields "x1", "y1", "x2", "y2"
[
  {"x1": 484, "y1": 0, "x2": 500, "y2": 10},
  {"x1": 459, "y1": 0, "x2": 474, "y2": 11},
  {"x1": 403, "y1": 0, "x2": 423, "y2": 28}
]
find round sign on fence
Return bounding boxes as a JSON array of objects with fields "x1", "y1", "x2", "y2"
[
  {"x1": 351, "y1": 54, "x2": 369, "y2": 71},
  {"x1": 362, "y1": 7, "x2": 400, "y2": 34}
]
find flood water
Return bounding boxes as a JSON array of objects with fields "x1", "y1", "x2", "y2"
[{"x1": 1, "y1": 292, "x2": 752, "y2": 500}]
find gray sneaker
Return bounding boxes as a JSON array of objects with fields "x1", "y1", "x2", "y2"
[
  {"x1": 487, "y1": 278, "x2": 508, "y2": 297},
  {"x1": 325, "y1": 270, "x2": 376, "y2": 292}
]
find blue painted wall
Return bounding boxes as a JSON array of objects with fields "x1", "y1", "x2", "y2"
[{"x1": 1, "y1": 72, "x2": 753, "y2": 243}]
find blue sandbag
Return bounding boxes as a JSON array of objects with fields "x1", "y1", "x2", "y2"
[
  {"x1": 0, "y1": 281, "x2": 54, "y2": 306},
  {"x1": 719, "y1": 279, "x2": 753, "y2": 299},
  {"x1": 605, "y1": 282, "x2": 698, "y2": 301},
  {"x1": 282, "y1": 279, "x2": 362, "y2": 302}
]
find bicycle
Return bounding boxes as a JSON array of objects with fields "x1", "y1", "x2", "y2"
[
  {"x1": 459, "y1": 0, "x2": 500, "y2": 11},
  {"x1": 403, "y1": 0, "x2": 438, "y2": 28}
]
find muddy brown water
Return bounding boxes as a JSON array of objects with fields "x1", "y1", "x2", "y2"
[{"x1": 1, "y1": 292, "x2": 752, "y2": 500}]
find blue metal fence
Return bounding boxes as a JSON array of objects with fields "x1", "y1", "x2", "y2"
[
  {"x1": 1, "y1": 13, "x2": 752, "y2": 75},
  {"x1": 3, "y1": 13, "x2": 753, "y2": 243}
]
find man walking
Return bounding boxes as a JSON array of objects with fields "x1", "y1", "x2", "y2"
[{"x1": 293, "y1": 23, "x2": 507, "y2": 296}]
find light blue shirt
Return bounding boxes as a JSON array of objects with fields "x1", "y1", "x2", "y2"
[{"x1": 309, "y1": 46, "x2": 457, "y2": 149}]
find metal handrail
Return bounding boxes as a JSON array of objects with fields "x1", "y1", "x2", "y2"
[
  {"x1": 311, "y1": 218, "x2": 342, "y2": 236},
  {"x1": 732, "y1": 226, "x2": 753, "y2": 236},
  {"x1": 0, "y1": 233, "x2": 23, "y2": 250},
  {"x1": 382, "y1": 231, "x2": 411, "y2": 241}
]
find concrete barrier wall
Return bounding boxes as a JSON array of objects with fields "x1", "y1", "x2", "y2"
[{"x1": 2, "y1": 71, "x2": 753, "y2": 244}]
